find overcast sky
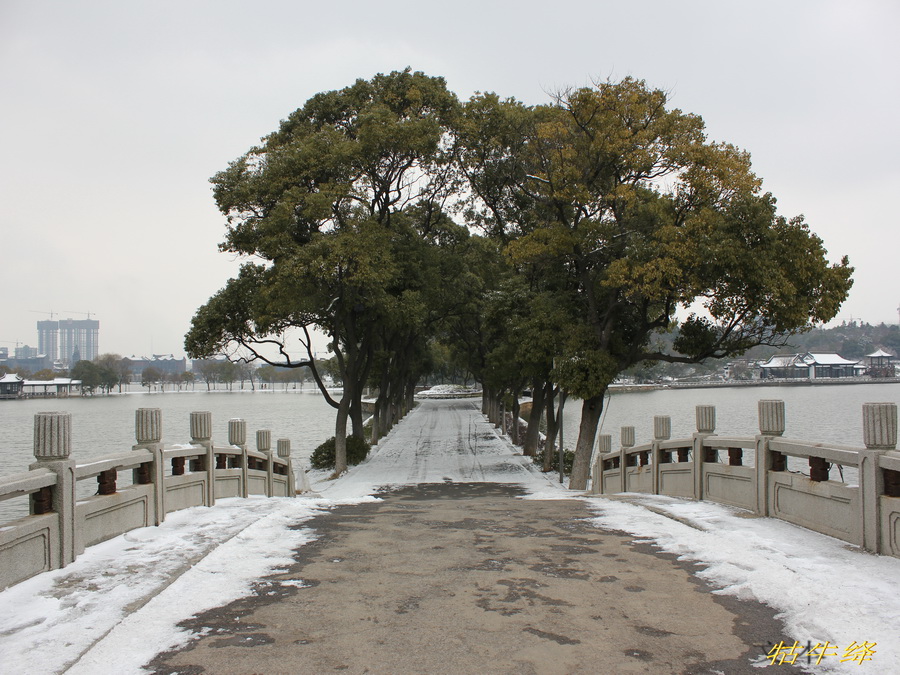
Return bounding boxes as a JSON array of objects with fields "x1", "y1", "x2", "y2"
[{"x1": 1, "y1": 0, "x2": 898, "y2": 359}]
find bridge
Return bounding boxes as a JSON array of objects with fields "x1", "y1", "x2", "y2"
[{"x1": 0, "y1": 398, "x2": 898, "y2": 673}]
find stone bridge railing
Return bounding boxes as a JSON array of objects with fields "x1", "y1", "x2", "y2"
[
  {"x1": 591, "y1": 400, "x2": 900, "y2": 559},
  {"x1": 0, "y1": 408, "x2": 297, "y2": 591}
]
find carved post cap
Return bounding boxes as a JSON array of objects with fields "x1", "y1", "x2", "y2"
[
  {"x1": 135, "y1": 408, "x2": 162, "y2": 444},
  {"x1": 228, "y1": 419, "x2": 247, "y2": 447},
  {"x1": 34, "y1": 412, "x2": 71, "y2": 459},
  {"x1": 256, "y1": 429, "x2": 272, "y2": 452},
  {"x1": 277, "y1": 438, "x2": 291, "y2": 458},
  {"x1": 654, "y1": 416, "x2": 672, "y2": 440},
  {"x1": 758, "y1": 400, "x2": 785, "y2": 436},
  {"x1": 863, "y1": 402, "x2": 897, "y2": 450},
  {"x1": 597, "y1": 434, "x2": 612, "y2": 454},
  {"x1": 696, "y1": 406, "x2": 716, "y2": 434},
  {"x1": 190, "y1": 411, "x2": 212, "y2": 441},
  {"x1": 621, "y1": 426, "x2": 635, "y2": 448}
]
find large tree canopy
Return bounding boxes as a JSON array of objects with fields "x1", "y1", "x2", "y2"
[
  {"x1": 460, "y1": 78, "x2": 852, "y2": 488},
  {"x1": 187, "y1": 71, "x2": 852, "y2": 486},
  {"x1": 186, "y1": 69, "x2": 469, "y2": 473}
]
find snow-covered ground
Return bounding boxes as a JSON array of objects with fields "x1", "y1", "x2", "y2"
[
  {"x1": 414, "y1": 383, "x2": 482, "y2": 398},
  {"x1": 577, "y1": 494, "x2": 900, "y2": 673},
  {"x1": 0, "y1": 399, "x2": 897, "y2": 673}
]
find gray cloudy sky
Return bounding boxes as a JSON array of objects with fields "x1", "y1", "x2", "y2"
[{"x1": 1, "y1": 0, "x2": 898, "y2": 358}]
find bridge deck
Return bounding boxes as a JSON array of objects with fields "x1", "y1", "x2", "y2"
[
  {"x1": 148, "y1": 482, "x2": 793, "y2": 674},
  {"x1": 7, "y1": 398, "x2": 890, "y2": 673},
  {"x1": 144, "y1": 400, "x2": 792, "y2": 674}
]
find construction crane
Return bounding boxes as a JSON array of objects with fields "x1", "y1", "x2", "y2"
[
  {"x1": 62, "y1": 311, "x2": 94, "y2": 320},
  {"x1": 28, "y1": 310, "x2": 57, "y2": 319}
]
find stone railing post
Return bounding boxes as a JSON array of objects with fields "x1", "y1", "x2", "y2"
[
  {"x1": 652, "y1": 415, "x2": 671, "y2": 495},
  {"x1": 256, "y1": 429, "x2": 272, "y2": 493},
  {"x1": 30, "y1": 412, "x2": 76, "y2": 567},
  {"x1": 277, "y1": 438, "x2": 294, "y2": 496},
  {"x1": 693, "y1": 406, "x2": 716, "y2": 501},
  {"x1": 190, "y1": 411, "x2": 215, "y2": 507},
  {"x1": 228, "y1": 418, "x2": 247, "y2": 449},
  {"x1": 256, "y1": 430, "x2": 273, "y2": 496},
  {"x1": 619, "y1": 426, "x2": 635, "y2": 493},
  {"x1": 859, "y1": 402, "x2": 897, "y2": 553},
  {"x1": 134, "y1": 408, "x2": 165, "y2": 525},
  {"x1": 229, "y1": 419, "x2": 249, "y2": 497},
  {"x1": 591, "y1": 434, "x2": 611, "y2": 495},
  {"x1": 755, "y1": 400, "x2": 785, "y2": 516}
]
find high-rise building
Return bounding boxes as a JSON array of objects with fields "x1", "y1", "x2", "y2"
[
  {"x1": 58, "y1": 318, "x2": 99, "y2": 366},
  {"x1": 37, "y1": 320, "x2": 59, "y2": 361},
  {"x1": 35, "y1": 318, "x2": 100, "y2": 367}
]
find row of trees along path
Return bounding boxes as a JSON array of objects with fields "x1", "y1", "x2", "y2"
[{"x1": 185, "y1": 69, "x2": 852, "y2": 489}]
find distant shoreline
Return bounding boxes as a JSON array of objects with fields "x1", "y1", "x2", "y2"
[{"x1": 609, "y1": 377, "x2": 900, "y2": 393}]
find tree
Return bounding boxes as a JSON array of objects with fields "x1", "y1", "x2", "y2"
[
  {"x1": 186, "y1": 71, "x2": 853, "y2": 487},
  {"x1": 71, "y1": 360, "x2": 101, "y2": 395},
  {"x1": 194, "y1": 360, "x2": 221, "y2": 391},
  {"x1": 141, "y1": 366, "x2": 163, "y2": 392},
  {"x1": 186, "y1": 69, "x2": 463, "y2": 474},
  {"x1": 462, "y1": 78, "x2": 853, "y2": 488},
  {"x1": 32, "y1": 369, "x2": 56, "y2": 380},
  {"x1": 95, "y1": 353, "x2": 124, "y2": 393}
]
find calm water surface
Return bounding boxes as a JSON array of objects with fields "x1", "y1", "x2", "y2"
[
  {"x1": 1, "y1": 383, "x2": 897, "y2": 521},
  {"x1": 0, "y1": 387, "x2": 336, "y2": 475},
  {"x1": 561, "y1": 382, "x2": 900, "y2": 449}
]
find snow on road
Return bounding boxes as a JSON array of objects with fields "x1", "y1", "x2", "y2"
[
  {"x1": 312, "y1": 398, "x2": 559, "y2": 498},
  {"x1": 0, "y1": 397, "x2": 898, "y2": 674}
]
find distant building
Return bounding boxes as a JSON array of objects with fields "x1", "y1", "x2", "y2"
[
  {"x1": 37, "y1": 320, "x2": 59, "y2": 362},
  {"x1": 865, "y1": 349, "x2": 896, "y2": 377},
  {"x1": 758, "y1": 352, "x2": 860, "y2": 380},
  {"x1": 15, "y1": 344, "x2": 39, "y2": 360},
  {"x1": 58, "y1": 318, "x2": 99, "y2": 366},
  {"x1": 34, "y1": 318, "x2": 100, "y2": 367},
  {"x1": 7, "y1": 350, "x2": 52, "y2": 374},
  {"x1": 0, "y1": 373, "x2": 24, "y2": 399}
]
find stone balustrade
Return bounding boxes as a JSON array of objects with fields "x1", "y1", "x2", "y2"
[
  {"x1": 591, "y1": 400, "x2": 900, "y2": 559},
  {"x1": 0, "y1": 409, "x2": 297, "y2": 591}
]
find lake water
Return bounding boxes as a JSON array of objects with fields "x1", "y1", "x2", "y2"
[
  {"x1": 1, "y1": 382, "x2": 897, "y2": 521},
  {"x1": 0, "y1": 388, "x2": 336, "y2": 475},
  {"x1": 564, "y1": 382, "x2": 900, "y2": 449}
]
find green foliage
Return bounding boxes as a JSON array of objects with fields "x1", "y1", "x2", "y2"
[
  {"x1": 187, "y1": 69, "x2": 854, "y2": 489},
  {"x1": 309, "y1": 436, "x2": 370, "y2": 470},
  {"x1": 70, "y1": 361, "x2": 100, "y2": 394},
  {"x1": 535, "y1": 446, "x2": 575, "y2": 476}
]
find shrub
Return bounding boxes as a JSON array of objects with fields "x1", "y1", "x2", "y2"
[
  {"x1": 309, "y1": 435, "x2": 370, "y2": 470},
  {"x1": 535, "y1": 447, "x2": 575, "y2": 475}
]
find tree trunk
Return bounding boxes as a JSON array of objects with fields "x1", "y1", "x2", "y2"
[
  {"x1": 370, "y1": 404, "x2": 380, "y2": 445},
  {"x1": 522, "y1": 380, "x2": 547, "y2": 457},
  {"x1": 569, "y1": 392, "x2": 606, "y2": 490},
  {"x1": 544, "y1": 388, "x2": 566, "y2": 472},
  {"x1": 511, "y1": 396, "x2": 521, "y2": 445},
  {"x1": 349, "y1": 396, "x2": 364, "y2": 439},
  {"x1": 333, "y1": 393, "x2": 351, "y2": 476}
]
